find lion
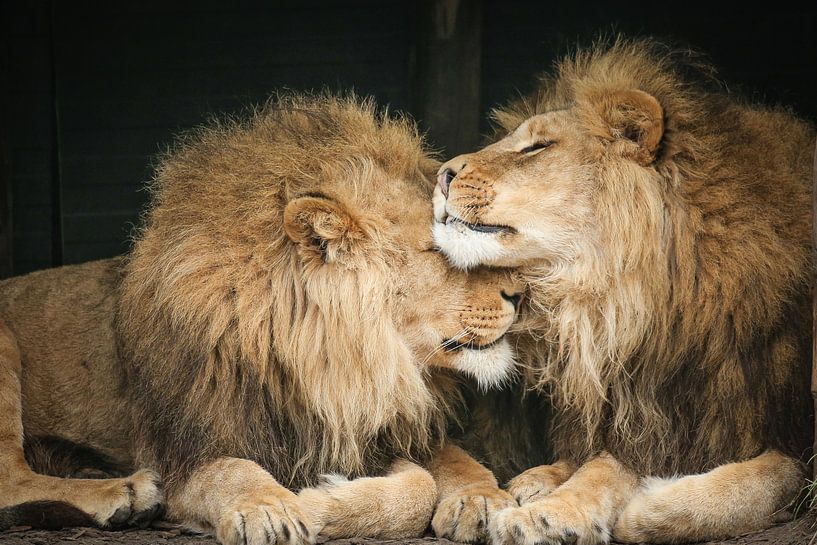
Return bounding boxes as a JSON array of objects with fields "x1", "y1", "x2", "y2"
[
  {"x1": 431, "y1": 38, "x2": 815, "y2": 544},
  {"x1": 0, "y1": 93, "x2": 521, "y2": 544}
]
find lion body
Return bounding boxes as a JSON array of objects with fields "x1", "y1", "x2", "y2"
[
  {"x1": 0, "y1": 259, "x2": 132, "y2": 468},
  {"x1": 503, "y1": 45, "x2": 815, "y2": 476},
  {"x1": 446, "y1": 40, "x2": 815, "y2": 476},
  {"x1": 0, "y1": 94, "x2": 522, "y2": 542},
  {"x1": 433, "y1": 38, "x2": 815, "y2": 543}
]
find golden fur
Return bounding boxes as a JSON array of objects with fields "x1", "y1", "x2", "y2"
[
  {"x1": 0, "y1": 260, "x2": 165, "y2": 530},
  {"x1": 433, "y1": 38, "x2": 814, "y2": 544},
  {"x1": 118, "y1": 93, "x2": 518, "y2": 488},
  {"x1": 0, "y1": 93, "x2": 521, "y2": 543},
  {"x1": 120, "y1": 94, "x2": 444, "y2": 487}
]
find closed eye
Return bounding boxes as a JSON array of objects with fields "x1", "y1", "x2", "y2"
[{"x1": 519, "y1": 141, "x2": 554, "y2": 154}]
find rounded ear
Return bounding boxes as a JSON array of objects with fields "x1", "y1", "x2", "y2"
[
  {"x1": 283, "y1": 195, "x2": 367, "y2": 264},
  {"x1": 594, "y1": 89, "x2": 664, "y2": 165}
]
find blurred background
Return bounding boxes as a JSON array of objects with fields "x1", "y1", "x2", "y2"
[{"x1": 1, "y1": 0, "x2": 815, "y2": 277}]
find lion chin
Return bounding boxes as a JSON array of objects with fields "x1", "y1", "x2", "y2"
[{"x1": 449, "y1": 338, "x2": 516, "y2": 390}]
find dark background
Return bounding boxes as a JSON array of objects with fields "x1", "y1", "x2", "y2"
[{"x1": 1, "y1": 1, "x2": 815, "y2": 277}]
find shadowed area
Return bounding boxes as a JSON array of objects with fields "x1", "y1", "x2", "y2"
[
  {"x1": 0, "y1": 501, "x2": 95, "y2": 531},
  {"x1": 1, "y1": 513, "x2": 816, "y2": 545}
]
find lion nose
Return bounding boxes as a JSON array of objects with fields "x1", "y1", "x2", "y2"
[
  {"x1": 501, "y1": 290, "x2": 522, "y2": 310},
  {"x1": 437, "y1": 168, "x2": 456, "y2": 198},
  {"x1": 438, "y1": 154, "x2": 473, "y2": 198}
]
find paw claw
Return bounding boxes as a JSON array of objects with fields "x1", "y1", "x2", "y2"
[
  {"x1": 97, "y1": 470, "x2": 164, "y2": 529},
  {"x1": 297, "y1": 520, "x2": 309, "y2": 537},
  {"x1": 108, "y1": 504, "x2": 132, "y2": 526},
  {"x1": 433, "y1": 485, "x2": 516, "y2": 543},
  {"x1": 561, "y1": 529, "x2": 578, "y2": 545},
  {"x1": 506, "y1": 464, "x2": 575, "y2": 507},
  {"x1": 489, "y1": 498, "x2": 609, "y2": 545},
  {"x1": 130, "y1": 502, "x2": 164, "y2": 528},
  {"x1": 219, "y1": 497, "x2": 314, "y2": 545}
]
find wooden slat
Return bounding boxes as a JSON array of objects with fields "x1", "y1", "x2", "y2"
[
  {"x1": 3, "y1": 0, "x2": 55, "y2": 275},
  {"x1": 0, "y1": 105, "x2": 12, "y2": 279},
  {"x1": 411, "y1": 0, "x2": 483, "y2": 156},
  {"x1": 812, "y1": 137, "x2": 817, "y2": 480}
]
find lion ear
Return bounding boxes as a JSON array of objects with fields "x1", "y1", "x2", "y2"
[
  {"x1": 594, "y1": 89, "x2": 664, "y2": 165},
  {"x1": 283, "y1": 195, "x2": 368, "y2": 265}
]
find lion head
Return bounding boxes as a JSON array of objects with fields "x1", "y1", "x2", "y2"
[
  {"x1": 432, "y1": 39, "x2": 814, "y2": 474},
  {"x1": 116, "y1": 94, "x2": 522, "y2": 488}
]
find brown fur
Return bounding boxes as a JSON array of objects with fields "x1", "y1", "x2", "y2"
[
  {"x1": 114, "y1": 93, "x2": 522, "y2": 543},
  {"x1": 118, "y1": 92, "x2": 520, "y2": 490},
  {"x1": 455, "y1": 380, "x2": 553, "y2": 484},
  {"x1": 433, "y1": 38, "x2": 815, "y2": 543},
  {"x1": 0, "y1": 260, "x2": 165, "y2": 530}
]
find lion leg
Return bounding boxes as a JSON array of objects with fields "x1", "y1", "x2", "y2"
[
  {"x1": 613, "y1": 451, "x2": 805, "y2": 544},
  {"x1": 506, "y1": 459, "x2": 577, "y2": 505},
  {"x1": 168, "y1": 457, "x2": 313, "y2": 545},
  {"x1": 491, "y1": 452, "x2": 638, "y2": 545},
  {"x1": 429, "y1": 443, "x2": 516, "y2": 543},
  {"x1": 0, "y1": 319, "x2": 162, "y2": 528},
  {"x1": 298, "y1": 459, "x2": 437, "y2": 539}
]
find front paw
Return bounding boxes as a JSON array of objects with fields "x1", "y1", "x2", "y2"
[
  {"x1": 97, "y1": 469, "x2": 164, "y2": 528},
  {"x1": 506, "y1": 462, "x2": 574, "y2": 505},
  {"x1": 218, "y1": 496, "x2": 313, "y2": 545},
  {"x1": 490, "y1": 496, "x2": 609, "y2": 545},
  {"x1": 432, "y1": 485, "x2": 517, "y2": 543}
]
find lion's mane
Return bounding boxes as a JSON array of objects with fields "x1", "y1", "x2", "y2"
[
  {"x1": 496, "y1": 38, "x2": 815, "y2": 475},
  {"x1": 116, "y1": 94, "x2": 453, "y2": 489}
]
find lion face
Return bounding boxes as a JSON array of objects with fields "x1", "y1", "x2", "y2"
[
  {"x1": 432, "y1": 89, "x2": 664, "y2": 271},
  {"x1": 394, "y1": 225, "x2": 522, "y2": 390},
  {"x1": 283, "y1": 166, "x2": 522, "y2": 389}
]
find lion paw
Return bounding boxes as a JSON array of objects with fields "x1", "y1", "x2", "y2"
[
  {"x1": 432, "y1": 485, "x2": 516, "y2": 543},
  {"x1": 97, "y1": 469, "x2": 164, "y2": 528},
  {"x1": 506, "y1": 462, "x2": 574, "y2": 506},
  {"x1": 218, "y1": 496, "x2": 313, "y2": 545},
  {"x1": 490, "y1": 497, "x2": 609, "y2": 545}
]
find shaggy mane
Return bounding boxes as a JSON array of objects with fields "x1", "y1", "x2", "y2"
[
  {"x1": 116, "y1": 93, "x2": 454, "y2": 488},
  {"x1": 497, "y1": 38, "x2": 815, "y2": 474}
]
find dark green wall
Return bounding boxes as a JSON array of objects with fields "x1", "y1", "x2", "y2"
[{"x1": 2, "y1": 1, "x2": 816, "y2": 275}]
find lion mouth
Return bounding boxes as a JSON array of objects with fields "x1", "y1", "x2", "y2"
[
  {"x1": 442, "y1": 335, "x2": 505, "y2": 353},
  {"x1": 444, "y1": 215, "x2": 515, "y2": 235}
]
